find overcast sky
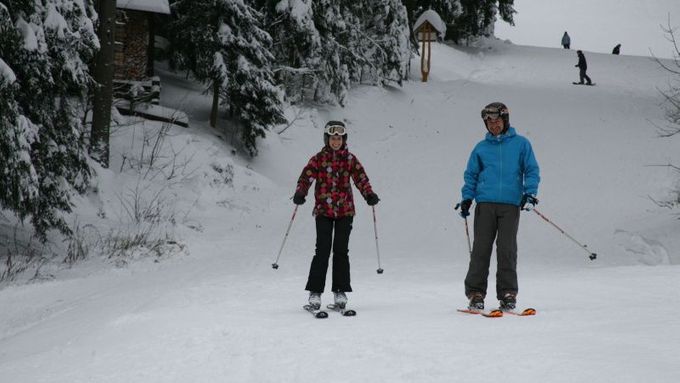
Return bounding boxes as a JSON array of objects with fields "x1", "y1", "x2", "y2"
[{"x1": 495, "y1": 0, "x2": 680, "y2": 59}]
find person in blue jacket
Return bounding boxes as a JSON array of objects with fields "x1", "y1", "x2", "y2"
[{"x1": 457, "y1": 102, "x2": 540, "y2": 311}]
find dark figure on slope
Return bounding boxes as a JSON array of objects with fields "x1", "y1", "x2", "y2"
[
  {"x1": 457, "y1": 103, "x2": 540, "y2": 311},
  {"x1": 561, "y1": 31, "x2": 571, "y2": 49},
  {"x1": 294, "y1": 121, "x2": 380, "y2": 310},
  {"x1": 612, "y1": 44, "x2": 621, "y2": 55},
  {"x1": 575, "y1": 50, "x2": 593, "y2": 85}
]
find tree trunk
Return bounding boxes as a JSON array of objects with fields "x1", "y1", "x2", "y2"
[
  {"x1": 146, "y1": 13, "x2": 155, "y2": 77},
  {"x1": 210, "y1": 81, "x2": 219, "y2": 128},
  {"x1": 90, "y1": 0, "x2": 116, "y2": 168}
]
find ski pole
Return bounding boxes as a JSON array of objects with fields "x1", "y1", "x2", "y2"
[
  {"x1": 454, "y1": 203, "x2": 473, "y2": 255},
  {"x1": 530, "y1": 208, "x2": 597, "y2": 261},
  {"x1": 272, "y1": 205, "x2": 298, "y2": 269},
  {"x1": 372, "y1": 206, "x2": 384, "y2": 274}
]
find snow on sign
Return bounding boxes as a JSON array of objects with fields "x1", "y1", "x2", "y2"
[
  {"x1": 116, "y1": 0, "x2": 170, "y2": 14},
  {"x1": 413, "y1": 10, "x2": 446, "y2": 41},
  {"x1": 412, "y1": 10, "x2": 446, "y2": 82}
]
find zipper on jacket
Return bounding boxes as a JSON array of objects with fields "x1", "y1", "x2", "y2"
[{"x1": 498, "y1": 138, "x2": 503, "y2": 198}]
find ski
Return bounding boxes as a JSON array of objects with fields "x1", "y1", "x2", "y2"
[
  {"x1": 326, "y1": 304, "x2": 357, "y2": 317},
  {"x1": 572, "y1": 82, "x2": 596, "y2": 86},
  {"x1": 501, "y1": 307, "x2": 537, "y2": 316},
  {"x1": 303, "y1": 304, "x2": 329, "y2": 319},
  {"x1": 457, "y1": 308, "x2": 503, "y2": 318}
]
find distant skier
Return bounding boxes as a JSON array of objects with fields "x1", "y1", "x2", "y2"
[
  {"x1": 457, "y1": 102, "x2": 540, "y2": 311},
  {"x1": 293, "y1": 120, "x2": 380, "y2": 310},
  {"x1": 612, "y1": 44, "x2": 621, "y2": 55},
  {"x1": 574, "y1": 50, "x2": 593, "y2": 85},
  {"x1": 561, "y1": 31, "x2": 571, "y2": 49}
]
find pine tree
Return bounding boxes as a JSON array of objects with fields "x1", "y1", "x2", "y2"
[
  {"x1": 255, "y1": 0, "x2": 321, "y2": 103},
  {"x1": 0, "y1": 0, "x2": 97, "y2": 238},
  {"x1": 354, "y1": 0, "x2": 411, "y2": 86},
  {"x1": 256, "y1": 0, "x2": 411, "y2": 106},
  {"x1": 448, "y1": 0, "x2": 515, "y2": 43},
  {"x1": 168, "y1": 0, "x2": 285, "y2": 156}
]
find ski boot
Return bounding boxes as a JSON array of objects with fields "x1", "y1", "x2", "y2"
[
  {"x1": 308, "y1": 292, "x2": 322, "y2": 310},
  {"x1": 333, "y1": 292, "x2": 348, "y2": 309},
  {"x1": 499, "y1": 293, "x2": 517, "y2": 311},
  {"x1": 468, "y1": 292, "x2": 485, "y2": 310}
]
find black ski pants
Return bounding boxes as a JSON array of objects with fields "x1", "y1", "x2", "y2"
[
  {"x1": 464, "y1": 203, "x2": 520, "y2": 300},
  {"x1": 306, "y1": 215, "x2": 353, "y2": 293},
  {"x1": 579, "y1": 68, "x2": 592, "y2": 84}
]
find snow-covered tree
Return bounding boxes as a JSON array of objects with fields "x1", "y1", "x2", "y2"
[
  {"x1": 255, "y1": 0, "x2": 411, "y2": 105},
  {"x1": 355, "y1": 0, "x2": 411, "y2": 86},
  {"x1": 255, "y1": 0, "x2": 321, "y2": 103},
  {"x1": 0, "y1": 0, "x2": 98, "y2": 238},
  {"x1": 448, "y1": 0, "x2": 515, "y2": 42},
  {"x1": 168, "y1": 0, "x2": 285, "y2": 156}
]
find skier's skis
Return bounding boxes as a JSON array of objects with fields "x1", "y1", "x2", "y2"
[
  {"x1": 501, "y1": 307, "x2": 536, "y2": 316},
  {"x1": 572, "y1": 82, "x2": 596, "y2": 86},
  {"x1": 326, "y1": 304, "x2": 357, "y2": 317},
  {"x1": 303, "y1": 304, "x2": 329, "y2": 319},
  {"x1": 457, "y1": 308, "x2": 503, "y2": 318}
]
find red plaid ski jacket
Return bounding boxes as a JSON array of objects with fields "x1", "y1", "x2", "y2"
[{"x1": 296, "y1": 146, "x2": 373, "y2": 218}]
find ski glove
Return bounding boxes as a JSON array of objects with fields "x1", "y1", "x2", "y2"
[
  {"x1": 458, "y1": 199, "x2": 472, "y2": 218},
  {"x1": 293, "y1": 192, "x2": 306, "y2": 205},
  {"x1": 520, "y1": 194, "x2": 538, "y2": 211},
  {"x1": 366, "y1": 193, "x2": 380, "y2": 206}
]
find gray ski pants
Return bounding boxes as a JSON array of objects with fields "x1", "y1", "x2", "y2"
[{"x1": 464, "y1": 202, "x2": 520, "y2": 300}]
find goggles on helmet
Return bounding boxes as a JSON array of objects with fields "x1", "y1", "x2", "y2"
[
  {"x1": 325, "y1": 124, "x2": 347, "y2": 136},
  {"x1": 481, "y1": 107, "x2": 506, "y2": 121}
]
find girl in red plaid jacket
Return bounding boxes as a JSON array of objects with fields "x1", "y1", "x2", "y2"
[{"x1": 293, "y1": 121, "x2": 379, "y2": 309}]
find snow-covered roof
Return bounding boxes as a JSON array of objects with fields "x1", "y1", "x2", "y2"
[
  {"x1": 116, "y1": 0, "x2": 170, "y2": 15},
  {"x1": 413, "y1": 10, "x2": 446, "y2": 36}
]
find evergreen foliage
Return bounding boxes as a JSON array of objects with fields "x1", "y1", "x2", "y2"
[
  {"x1": 168, "y1": 0, "x2": 285, "y2": 156},
  {"x1": 0, "y1": 0, "x2": 97, "y2": 238},
  {"x1": 257, "y1": 0, "x2": 411, "y2": 106}
]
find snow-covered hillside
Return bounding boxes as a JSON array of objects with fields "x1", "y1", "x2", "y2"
[
  {"x1": 495, "y1": 0, "x2": 680, "y2": 59},
  {"x1": 1, "y1": 40, "x2": 680, "y2": 382}
]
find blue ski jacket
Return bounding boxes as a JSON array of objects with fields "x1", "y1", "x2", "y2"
[{"x1": 461, "y1": 127, "x2": 540, "y2": 206}]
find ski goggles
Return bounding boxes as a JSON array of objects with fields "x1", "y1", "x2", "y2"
[
  {"x1": 480, "y1": 108, "x2": 506, "y2": 121},
  {"x1": 325, "y1": 124, "x2": 347, "y2": 136}
]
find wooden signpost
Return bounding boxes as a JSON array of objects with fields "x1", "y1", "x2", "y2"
[{"x1": 413, "y1": 10, "x2": 446, "y2": 82}]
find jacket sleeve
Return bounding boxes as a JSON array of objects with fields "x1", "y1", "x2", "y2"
[
  {"x1": 522, "y1": 140, "x2": 540, "y2": 196},
  {"x1": 461, "y1": 147, "x2": 481, "y2": 201},
  {"x1": 350, "y1": 155, "x2": 373, "y2": 198},
  {"x1": 295, "y1": 155, "x2": 318, "y2": 195}
]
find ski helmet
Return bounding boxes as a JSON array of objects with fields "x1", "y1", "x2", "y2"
[
  {"x1": 323, "y1": 120, "x2": 347, "y2": 146},
  {"x1": 480, "y1": 102, "x2": 510, "y2": 133}
]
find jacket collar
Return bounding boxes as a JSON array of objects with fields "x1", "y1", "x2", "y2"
[
  {"x1": 485, "y1": 126, "x2": 516, "y2": 143},
  {"x1": 322, "y1": 144, "x2": 348, "y2": 155}
]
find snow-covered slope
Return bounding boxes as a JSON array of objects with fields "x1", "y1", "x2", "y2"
[
  {"x1": 495, "y1": 0, "x2": 680, "y2": 59},
  {"x1": 1, "y1": 40, "x2": 680, "y2": 382}
]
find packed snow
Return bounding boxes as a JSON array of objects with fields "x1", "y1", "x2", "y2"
[{"x1": 1, "y1": 39, "x2": 680, "y2": 382}]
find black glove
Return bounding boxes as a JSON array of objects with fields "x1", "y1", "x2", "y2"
[
  {"x1": 293, "y1": 192, "x2": 306, "y2": 205},
  {"x1": 520, "y1": 194, "x2": 538, "y2": 210},
  {"x1": 457, "y1": 199, "x2": 472, "y2": 218},
  {"x1": 366, "y1": 193, "x2": 380, "y2": 206}
]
